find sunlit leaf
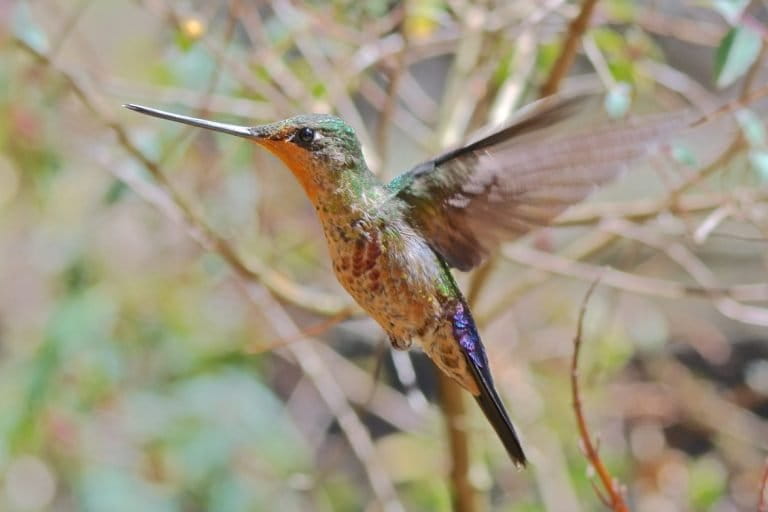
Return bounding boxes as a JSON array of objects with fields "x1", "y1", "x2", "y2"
[
  {"x1": 12, "y1": 1, "x2": 48, "y2": 53},
  {"x1": 689, "y1": 457, "x2": 727, "y2": 509},
  {"x1": 714, "y1": 26, "x2": 761, "y2": 88},
  {"x1": 604, "y1": 82, "x2": 632, "y2": 119},
  {"x1": 735, "y1": 108, "x2": 766, "y2": 146},
  {"x1": 671, "y1": 144, "x2": 698, "y2": 167},
  {"x1": 749, "y1": 150, "x2": 768, "y2": 180}
]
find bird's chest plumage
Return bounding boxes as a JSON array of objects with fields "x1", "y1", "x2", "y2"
[
  {"x1": 317, "y1": 204, "x2": 480, "y2": 394},
  {"x1": 321, "y1": 212, "x2": 446, "y2": 348}
]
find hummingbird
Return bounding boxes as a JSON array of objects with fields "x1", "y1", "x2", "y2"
[{"x1": 125, "y1": 96, "x2": 680, "y2": 466}]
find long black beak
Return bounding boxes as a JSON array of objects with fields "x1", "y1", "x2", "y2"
[{"x1": 123, "y1": 104, "x2": 255, "y2": 138}]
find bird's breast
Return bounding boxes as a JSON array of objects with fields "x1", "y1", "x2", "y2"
[
  {"x1": 322, "y1": 214, "x2": 448, "y2": 345},
  {"x1": 319, "y1": 210, "x2": 480, "y2": 394}
]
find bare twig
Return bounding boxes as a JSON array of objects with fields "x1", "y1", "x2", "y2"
[
  {"x1": 633, "y1": 7, "x2": 722, "y2": 47},
  {"x1": 571, "y1": 280, "x2": 629, "y2": 512},
  {"x1": 759, "y1": 458, "x2": 768, "y2": 512},
  {"x1": 244, "y1": 309, "x2": 355, "y2": 355},
  {"x1": 554, "y1": 187, "x2": 767, "y2": 227},
  {"x1": 540, "y1": 0, "x2": 600, "y2": 96},
  {"x1": 601, "y1": 218, "x2": 768, "y2": 327},
  {"x1": 438, "y1": 372, "x2": 478, "y2": 512},
  {"x1": 375, "y1": 48, "x2": 408, "y2": 170},
  {"x1": 503, "y1": 243, "x2": 768, "y2": 302},
  {"x1": 480, "y1": 231, "x2": 617, "y2": 325}
]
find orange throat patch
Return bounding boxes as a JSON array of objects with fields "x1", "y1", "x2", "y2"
[{"x1": 254, "y1": 139, "x2": 318, "y2": 202}]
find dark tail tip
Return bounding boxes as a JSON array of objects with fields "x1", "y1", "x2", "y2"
[{"x1": 474, "y1": 391, "x2": 527, "y2": 467}]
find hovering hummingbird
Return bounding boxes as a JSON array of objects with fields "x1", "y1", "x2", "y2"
[{"x1": 125, "y1": 96, "x2": 680, "y2": 466}]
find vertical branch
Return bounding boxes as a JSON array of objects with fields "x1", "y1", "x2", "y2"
[
  {"x1": 438, "y1": 372, "x2": 478, "y2": 512},
  {"x1": 571, "y1": 280, "x2": 629, "y2": 512},
  {"x1": 759, "y1": 457, "x2": 768, "y2": 512},
  {"x1": 540, "y1": 0, "x2": 600, "y2": 96},
  {"x1": 375, "y1": 50, "x2": 407, "y2": 172}
]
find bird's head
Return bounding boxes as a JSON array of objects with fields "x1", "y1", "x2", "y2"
[{"x1": 124, "y1": 105, "x2": 367, "y2": 202}]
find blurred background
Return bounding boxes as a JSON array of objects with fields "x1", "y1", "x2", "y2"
[{"x1": 2, "y1": 0, "x2": 768, "y2": 511}]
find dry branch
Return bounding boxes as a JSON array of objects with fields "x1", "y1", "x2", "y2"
[
  {"x1": 571, "y1": 281, "x2": 629, "y2": 512},
  {"x1": 540, "y1": 0, "x2": 600, "y2": 96},
  {"x1": 439, "y1": 373, "x2": 479, "y2": 512},
  {"x1": 759, "y1": 458, "x2": 768, "y2": 512}
]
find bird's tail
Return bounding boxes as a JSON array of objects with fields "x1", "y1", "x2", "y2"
[
  {"x1": 452, "y1": 303, "x2": 527, "y2": 465},
  {"x1": 471, "y1": 368, "x2": 527, "y2": 466},
  {"x1": 447, "y1": 298, "x2": 528, "y2": 465}
]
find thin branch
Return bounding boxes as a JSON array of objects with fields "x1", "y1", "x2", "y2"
[
  {"x1": 503, "y1": 243, "x2": 768, "y2": 302},
  {"x1": 601, "y1": 218, "x2": 768, "y2": 327},
  {"x1": 375, "y1": 50, "x2": 408, "y2": 171},
  {"x1": 554, "y1": 187, "x2": 767, "y2": 227},
  {"x1": 540, "y1": 0, "x2": 600, "y2": 96},
  {"x1": 480, "y1": 230, "x2": 617, "y2": 325},
  {"x1": 244, "y1": 309, "x2": 355, "y2": 355},
  {"x1": 633, "y1": 7, "x2": 721, "y2": 47},
  {"x1": 438, "y1": 372, "x2": 478, "y2": 512},
  {"x1": 571, "y1": 280, "x2": 629, "y2": 512},
  {"x1": 48, "y1": 0, "x2": 94, "y2": 60},
  {"x1": 759, "y1": 457, "x2": 768, "y2": 512}
]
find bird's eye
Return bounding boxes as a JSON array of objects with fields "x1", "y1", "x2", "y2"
[{"x1": 296, "y1": 127, "x2": 315, "y2": 144}]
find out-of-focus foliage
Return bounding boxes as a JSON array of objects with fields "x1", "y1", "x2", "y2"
[{"x1": 1, "y1": 0, "x2": 768, "y2": 511}]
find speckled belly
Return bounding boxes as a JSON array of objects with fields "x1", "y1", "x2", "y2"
[
  {"x1": 328, "y1": 226, "x2": 442, "y2": 347},
  {"x1": 323, "y1": 219, "x2": 480, "y2": 394}
]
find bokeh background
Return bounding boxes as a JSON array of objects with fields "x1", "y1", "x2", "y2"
[{"x1": 2, "y1": 1, "x2": 768, "y2": 511}]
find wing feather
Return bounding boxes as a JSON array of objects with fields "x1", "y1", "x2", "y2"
[{"x1": 392, "y1": 96, "x2": 687, "y2": 270}]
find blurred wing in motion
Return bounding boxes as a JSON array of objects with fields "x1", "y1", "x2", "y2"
[{"x1": 390, "y1": 96, "x2": 686, "y2": 271}]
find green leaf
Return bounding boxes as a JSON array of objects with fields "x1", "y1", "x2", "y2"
[
  {"x1": 12, "y1": 1, "x2": 49, "y2": 53},
  {"x1": 604, "y1": 83, "x2": 632, "y2": 119},
  {"x1": 748, "y1": 150, "x2": 768, "y2": 180},
  {"x1": 103, "y1": 179, "x2": 130, "y2": 205},
  {"x1": 592, "y1": 27, "x2": 627, "y2": 56},
  {"x1": 689, "y1": 457, "x2": 727, "y2": 509},
  {"x1": 671, "y1": 144, "x2": 698, "y2": 168},
  {"x1": 604, "y1": 0, "x2": 636, "y2": 22},
  {"x1": 714, "y1": 26, "x2": 762, "y2": 88},
  {"x1": 735, "y1": 108, "x2": 766, "y2": 146}
]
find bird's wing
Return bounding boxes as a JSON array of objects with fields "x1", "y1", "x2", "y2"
[{"x1": 390, "y1": 95, "x2": 686, "y2": 271}]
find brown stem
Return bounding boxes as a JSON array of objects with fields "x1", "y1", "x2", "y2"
[
  {"x1": 540, "y1": 0, "x2": 600, "y2": 97},
  {"x1": 438, "y1": 372, "x2": 479, "y2": 512},
  {"x1": 375, "y1": 49, "x2": 408, "y2": 170},
  {"x1": 571, "y1": 280, "x2": 629, "y2": 512},
  {"x1": 758, "y1": 457, "x2": 768, "y2": 511}
]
